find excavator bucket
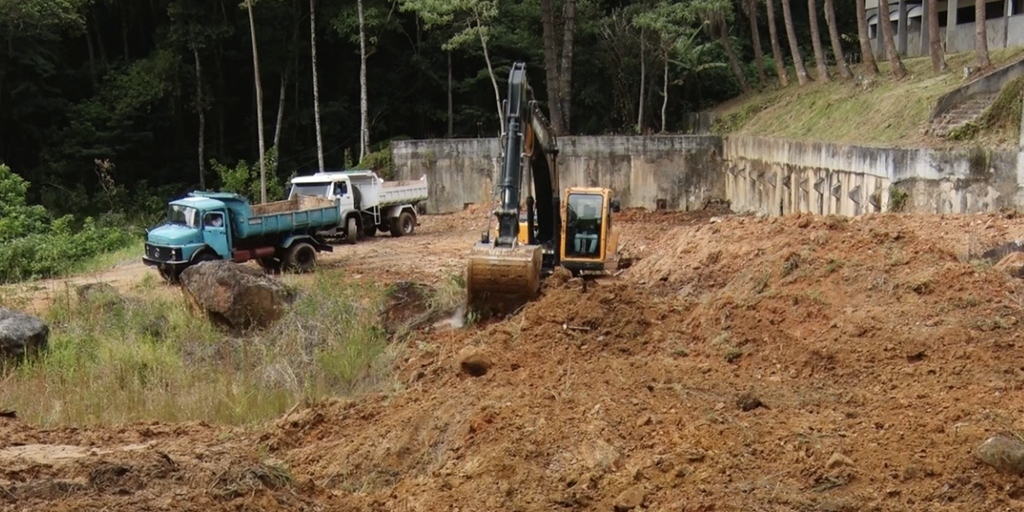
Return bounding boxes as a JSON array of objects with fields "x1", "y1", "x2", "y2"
[{"x1": 465, "y1": 242, "x2": 543, "y2": 317}]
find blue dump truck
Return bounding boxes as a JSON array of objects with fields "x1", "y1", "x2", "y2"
[{"x1": 143, "y1": 191, "x2": 341, "y2": 282}]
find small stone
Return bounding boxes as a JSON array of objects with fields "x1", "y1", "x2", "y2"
[
  {"x1": 457, "y1": 347, "x2": 493, "y2": 377},
  {"x1": 977, "y1": 434, "x2": 1024, "y2": 475},
  {"x1": 826, "y1": 452, "x2": 855, "y2": 470},
  {"x1": 614, "y1": 486, "x2": 646, "y2": 511},
  {"x1": 736, "y1": 392, "x2": 764, "y2": 412},
  {"x1": 635, "y1": 414, "x2": 652, "y2": 427}
]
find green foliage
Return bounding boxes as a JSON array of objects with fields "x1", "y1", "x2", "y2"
[
  {"x1": 0, "y1": 165, "x2": 135, "y2": 283},
  {"x1": 398, "y1": 0, "x2": 499, "y2": 51},
  {"x1": 888, "y1": 186, "x2": 909, "y2": 212},
  {"x1": 210, "y1": 147, "x2": 286, "y2": 202},
  {"x1": 356, "y1": 141, "x2": 397, "y2": 179}
]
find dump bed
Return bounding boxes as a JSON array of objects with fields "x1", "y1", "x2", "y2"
[
  {"x1": 231, "y1": 195, "x2": 340, "y2": 239},
  {"x1": 346, "y1": 174, "x2": 428, "y2": 208}
]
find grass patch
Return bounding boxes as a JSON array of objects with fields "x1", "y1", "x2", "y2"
[
  {"x1": 712, "y1": 47, "x2": 1024, "y2": 148},
  {"x1": 0, "y1": 269, "x2": 397, "y2": 427},
  {"x1": 70, "y1": 237, "x2": 145, "y2": 274}
]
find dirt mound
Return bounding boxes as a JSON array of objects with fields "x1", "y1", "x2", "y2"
[{"x1": 10, "y1": 211, "x2": 1024, "y2": 511}]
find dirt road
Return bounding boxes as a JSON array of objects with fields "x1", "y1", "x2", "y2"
[{"x1": 6, "y1": 207, "x2": 1024, "y2": 511}]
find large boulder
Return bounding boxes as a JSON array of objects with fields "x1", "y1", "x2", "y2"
[
  {"x1": 180, "y1": 260, "x2": 297, "y2": 330},
  {"x1": 0, "y1": 308, "x2": 49, "y2": 360}
]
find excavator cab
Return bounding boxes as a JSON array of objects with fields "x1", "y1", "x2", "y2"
[{"x1": 560, "y1": 187, "x2": 621, "y2": 275}]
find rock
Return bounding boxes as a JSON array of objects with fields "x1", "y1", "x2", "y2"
[
  {"x1": 0, "y1": 308, "x2": 49, "y2": 360},
  {"x1": 457, "y1": 347, "x2": 492, "y2": 377},
  {"x1": 635, "y1": 414, "x2": 653, "y2": 427},
  {"x1": 614, "y1": 486, "x2": 646, "y2": 511},
  {"x1": 179, "y1": 260, "x2": 297, "y2": 330},
  {"x1": 826, "y1": 452, "x2": 855, "y2": 470},
  {"x1": 976, "y1": 434, "x2": 1024, "y2": 475},
  {"x1": 75, "y1": 282, "x2": 123, "y2": 308},
  {"x1": 736, "y1": 392, "x2": 764, "y2": 412}
]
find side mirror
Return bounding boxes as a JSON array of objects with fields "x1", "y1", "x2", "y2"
[{"x1": 610, "y1": 200, "x2": 621, "y2": 213}]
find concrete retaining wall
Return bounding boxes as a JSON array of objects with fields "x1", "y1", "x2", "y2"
[
  {"x1": 391, "y1": 134, "x2": 1024, "y2": 218},
  {"x1": 723, "y1": 135, "x2": 1023, "y2": 216},
  {"x1": 392, "y1": 136, "x2": 724, "y2": 214}
]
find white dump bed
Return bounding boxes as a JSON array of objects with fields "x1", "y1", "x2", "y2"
[{"x1": 352, "y1": 174, "x2": 429, "y2": 208}]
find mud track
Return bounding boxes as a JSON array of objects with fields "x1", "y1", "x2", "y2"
[{"x1": 6, "y1": 207, "x2": 1024, "y2": 511}]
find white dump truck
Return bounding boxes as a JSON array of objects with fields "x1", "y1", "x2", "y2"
[{"x1": 287, "y1": 169, "x2": 429, "y2": 244}]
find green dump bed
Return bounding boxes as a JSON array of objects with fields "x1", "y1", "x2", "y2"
[{"x1": 188, "y1": 192, "x2": 341, "y2": 239}]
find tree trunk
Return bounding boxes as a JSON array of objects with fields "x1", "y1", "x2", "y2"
[
  {"x1": 246, "y1": 0, "x2": 267, "y2": 203},
  {"x1": 745, "y1": 0, "x2": 767, "y2": 87},
  {"x1": 806, "y1": 0, "x2": 832, "y2": 82},
  {"x1": 720, "y1": 29, "x2": 751, "y2": 92},
  {"x1": 638, "y1": 26, "x2": 646, "y2": 133},
  {"x1": 540, "y1": 0, "x2": 565, "y2": 134},
  {"x1": 878, "y1": 0, "x2": 907, "y2": 77},
  {"x1": 85, "y1": 18, "x2": 98, "y2": 89},
  {"x1": 358, "y1": 0, "x2": 370, "y2": 161},
  {"x1": 447, "y1": 50, "x2": 453, "y2": 138},
  {"x1": 976, "y1": 0, "x2": 991, "y2": 68},
  {"x1": 929, "y1": 0, "x2": 946, "y2": 72},
  {"x1": 661, "y1": 48, "x2": 669, "y2": 133},
  {"x1": 477, "y1": 18, "x2": 504, "y2": 133},
  {"x1": 194, "y1": 46, "x2": 205, "y2": 189},
  {"x1": 781, "y1": 0, "x2": 811, "y2": 85},
  {"x1": 310, "y1": 0, "x2": 325, "y2": 172},
  {"x1": 558, "y1": 0, "x2": 576, "y2": 133},
  {"x1": 273, "y1": 74, "x2": 286, "y2": 163},
  {"x1": 765, "y1": 0, "x2": 789, "y2": 86},
  {"x1": 824, "y1": 0, "x2": 854, "y2": 79},
  {"x1": 855, "y1": 0, "x2": 879, "y2": 76}
]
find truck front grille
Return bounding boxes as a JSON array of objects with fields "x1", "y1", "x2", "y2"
[{"x1": 145, "y1": 244, "x2": 182, "y2": 262}]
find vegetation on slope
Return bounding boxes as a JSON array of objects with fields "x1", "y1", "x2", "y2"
[{"x1": 712, "y1": 47, "x2": 1024, "y2": 148}]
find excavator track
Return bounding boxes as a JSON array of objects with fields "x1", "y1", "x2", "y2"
[{"x1": 465, "y1": 243, "x2": 543, "y2": 318}]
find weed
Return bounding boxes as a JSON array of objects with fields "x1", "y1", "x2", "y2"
[
  {"x1": 888, "y1": 186, "x2": 909, "y2": 213},
  {"x1": 824, "y1": 258, "x2": 844, "y2": 275},
  {"x1": 753, "y1": 271, "x2": 771, "y2": 294}
]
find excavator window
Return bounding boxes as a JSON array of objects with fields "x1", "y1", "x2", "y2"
[{"x1": 565, "y1": 193, "x2": 604, "y2": 258}]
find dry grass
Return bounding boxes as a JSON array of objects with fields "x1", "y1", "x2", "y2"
[
  {"x1": 0, "y1": 269, "x2": 406, "y2": 427},
  {"x1": 713, "y1": 47, "x2": 1024, "y2": 148}
]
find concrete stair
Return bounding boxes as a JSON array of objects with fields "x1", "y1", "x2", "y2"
[{"x1": 929, "y1": 92, "x2": 999, "y2": 137}]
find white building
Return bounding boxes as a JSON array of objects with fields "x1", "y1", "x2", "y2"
[{"x1": 865, "y1": 0, "x2": 1024, "y2": 57}]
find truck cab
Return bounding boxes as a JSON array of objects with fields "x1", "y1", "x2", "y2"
[{"x1": 143, "y1": 196, "x2": 233, "y2": 281}]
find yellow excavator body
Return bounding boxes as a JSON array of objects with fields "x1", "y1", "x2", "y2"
[{"x1": 464, "y1": 61, "x2": 622, "y2": 318}]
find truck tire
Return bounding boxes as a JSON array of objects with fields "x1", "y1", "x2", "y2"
[
  {"x1": 257, "y1": 257, "x2": 283, "y2": 274},
  {"x1": 390, "y1": 211, "x2": 415, "y2": 237},
  {"x1": 194, "y1": 252, "x2": 219, "y2": 264},
  {"x1": 345, "y1": 216, "x2": 358, "y2": 245},
  {"x1": 158, "y1": 267, "x2": 181, "y2": 284},
  {"x1": 363, "y1": 222, "x2": 377, "y2": 238},
  {"x1": 284, "y1": 242, "x2": 316, "y2": 273}
]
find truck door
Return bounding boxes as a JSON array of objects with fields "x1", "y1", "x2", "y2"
[
  {"x1": 201, "y1": 209, "x2": 231, "y2": 258},
  {"x1": 332, "y1": 180, "x2": 356, "y2": 212}
]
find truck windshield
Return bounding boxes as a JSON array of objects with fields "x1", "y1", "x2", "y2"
[
  {"x1": 289, "y1": 183, "x2": 332, "y2": 199},
  {"x1": 167, "y1": 205, "x2": 199, "y2": 228}
]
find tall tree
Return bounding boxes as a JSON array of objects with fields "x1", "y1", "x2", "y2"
[
  {"x1": 399, "y1": 0, "x2": 504, "y2": 131},
  {"x1": 877, "y1": 0, "x2": 907, "y2": 78},
  {"x1": 928, "y1": 0, "x2": 946, "y2": 72},
  {"x1": 310, "y1": 0, "x2": 324, "y2": 172},
  {"x1": 806, "y1": 0, "x2": 831, "y2": 82},
  {"x1": 975, "y1": 0, "x2": 990, "y2": 68},
  {"x1": 780, "y1": 0, "x2": 810, "y2": 85},
  {"x1": 540, "y1": 0, "x2": 577, "y2": 134},
  {"x1": 741, "y1": 0, "x2": 767, "y2": 87},
  {"x1": 358, "y1": 0, "x2": 369, "y2": 160},
  {"x1": 823, "y1": 0, "x2": 853, "y2": 80},
  {"x1": 243, "y1": 0, "x2": 267, "y2": 203},
  {"x1": 764, "y1": 0, "x2": 789, "y2": 86},
  {"x1": 855, "y1": 0, "x2": 879, "y2": 77},
  {"x1": 692, "y1": 0, "x2": 751, "y2": 93}
]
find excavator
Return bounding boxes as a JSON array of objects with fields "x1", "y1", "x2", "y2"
[{"x1": 465, "y1": 62, "x2": 622, "y2": 317}]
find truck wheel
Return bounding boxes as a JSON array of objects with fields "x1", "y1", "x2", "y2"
[
  {"x1": 194, "y1": 252, "x2": 218, "y2": 264},
  {"x1": 363, "y1": 223, "x2": 377, "y2": 238},
  {"x1": 396, "y1": 211, "x2": 416, "y2": 236},
  {"x1": 345, "y1": 217, "x2": 358, "y2": 245},
  {"x1": 284, "y1": 242, "x2": 316, "y2": 273},
  {"x1": 257, "y1": 257, "x2": 283, "y2": 274}
]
